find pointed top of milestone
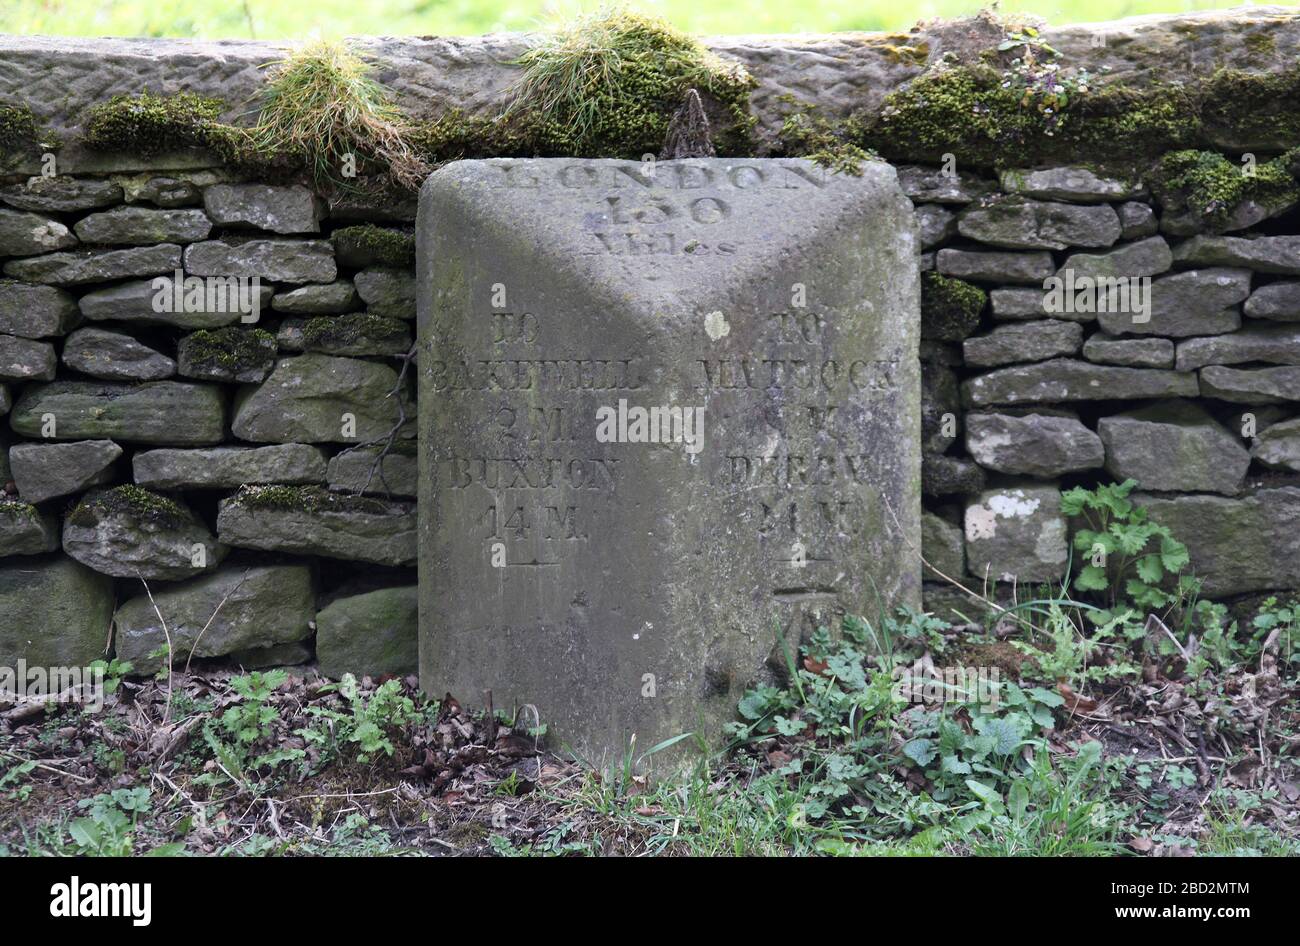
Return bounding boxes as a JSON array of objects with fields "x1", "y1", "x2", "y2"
[{"x1": 659, "y1": 89, "x2": 716, "y2": 161}]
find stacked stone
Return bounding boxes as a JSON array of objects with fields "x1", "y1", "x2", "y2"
[
  {"x1": 911, "y1": 164, "x2": 1300, "y2": 619},
  {"x1": 0, "y1": 171, "x2": 418, "y2": 676}
]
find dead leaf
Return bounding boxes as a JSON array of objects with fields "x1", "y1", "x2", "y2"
[{"x1": 1058, "y1": 682, "x2": 1099, "y2": 714}]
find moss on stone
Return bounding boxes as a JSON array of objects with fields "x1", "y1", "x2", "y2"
[
  {"x1": 501, "y1": 9, "x2": 756, "y2": 158},
  {"x1": 921, "y1": 272, "x2": 986, "y2": 341},
  {"x1": 1245, "y1": 31, "x2": 1276, "y2": 58},
  {"x1": 182, "y1": 327, "x2": 277, "y2": 373},
  {"x1": 409, "y1": 107, "x2": 533, "y2": 164},
  {"x1": 0, "y1": 103, "x2": 48, "y2": 155},
  {"x1": 302, "y1": 313, "x2": 407, "y2": 350},
  {"x1": 81, "y1": 92, "x2": 240, "y2": 157},
  {"x1": 231, "y1": 484, "x2": 392, "y2": 516},
  {"x1": 862, "y1": 57, "x2": 1300, "y2": 170},
  {"x1": 1150, "y1": 149, "x2": 1300, "y2": 230},
  {"x1": 862, "y1": 63, "x2": 1203, "y2": 169},
  {"x1": 776, "y1": 99, "x2": 873, "y2": 175},
  {"x1": 68, "y1": 485, "x2": 188, "y2": 530},
  {"x1": 330, "y1": 224, "x2": 415, "y2": 268},
  {"x1": 1201, "y1": 68, "x2": 1300, "y2": 148}
]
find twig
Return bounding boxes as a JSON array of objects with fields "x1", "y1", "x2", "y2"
[
  {"x1": 335, "y1": 341, "x2": 418, "y2": 498},
  {"x1": 136, "y1": 573, "x2": 175, "y2": 724},
  {"x1": 185, "y1": 569, "x2": 251, "y2": 672}
]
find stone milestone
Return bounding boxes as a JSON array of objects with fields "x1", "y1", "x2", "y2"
[{"x1": 418, "y1": 159, "x2": 921, "y2": 763}]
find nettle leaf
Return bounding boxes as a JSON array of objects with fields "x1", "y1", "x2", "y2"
[
  {"x1": 1029, "y1": 703, "x2": 1056, "y2": 730},
  {"x1": 1074, "y1": 564, "x2": 1110, "y2": 592},
  {"x1": 903, "y1": 738, "x2": 938, "y2": 767},
  {"x1": 1059, "y1": 487, "x2": 1090, "y2": 517},
  {"x1": 773, "y1": 715, "x2": 807, "y2": 736},
  {"x1": 1111, "y1": 522, "x2": 1152, "y2": 556},
  {"x1": 737, "y1": 686, "x2": 779, "y2": 721},
  {"x1": 1160, "y1": 535, "x2": 1190, "y2": 572},
  {"x1": 1135, "y1": 554, "x2": 1164, "y2": 584}
]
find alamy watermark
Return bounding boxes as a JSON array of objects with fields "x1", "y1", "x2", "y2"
[
  {"x1": 891, "y1": 662, "x2": 1001, "y2": 707},
  {"x1": 151, "y1": 269, "x2": 263, "y2": 323},
  {"x1": 595, "y1": 398, "x2": 706, "y2": 454},
  {"x1": 0, "y1": 660, "x2": 106, "y2": 712},
  {"x1": 1043, "y1": 269, "x2": 1151, "y2": 323}
]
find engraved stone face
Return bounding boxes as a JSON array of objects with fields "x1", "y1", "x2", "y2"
[{"x1": 417, "y1": 158, "x2": 921, "y2": 764}]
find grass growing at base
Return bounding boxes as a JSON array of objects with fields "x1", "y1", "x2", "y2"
[
  {"x1": 504, "y1": 6, "x2": 755, "y2": 157},
  {"x1": 253, "y1": 39, "x2": 429, "y2": 191}
]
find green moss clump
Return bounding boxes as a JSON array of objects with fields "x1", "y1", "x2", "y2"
[
  {"x1": 331, "y1": 224, "x2": 415, "y2": 268},
  {"x1": 1201, "y1": 68, "x2": 1300, "y2": 149},
  {"x1": 501, "y1": 8, "x2": 756, "y2": 158},
  {"x1": 1150, "y1": 149, "x2": 1300, "y2": 231},
  {"x1": 921, "y1": 272, "x2": 986, "y2": 342},
  {"x1": 776, "y1": 99, "x2": 873, "y2": 175},
  {"x1": 232, "y1": 484, "x2": 392, "y2": 516},
  {"x1": 409, "y1": 107, "x2": 533, "y2": 164},
  {"x1": 181, "y1": 327, "x2": 277, "y2": 374},
  {"x1": 302, "y1": 313, "x2": 408, "y2": 352},
  {"x1": 1245, "y1": 31, "x2": 1276, "y2": 58},
  {"x1": 81, "y1": 92, "x2": 241, "y2": 157},
  {"x1": 864, "y1": 65, "x2": 1040, "y2": 168},
  {"x1": 863, "y1": 63, "x2": 1203, "y2": 169},
  {"x1": 0, "y1": 103, "x2": 46, "y2": 154},
  {"x1": 69, "y1": 486, "x2": 188, "y2": 530}
]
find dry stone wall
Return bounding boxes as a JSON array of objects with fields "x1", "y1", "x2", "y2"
[
  {"x1": 2, "y1": 8, "x2": 1300, "y2": 681},
  {"x1": 0, "y1": 170, "x2": 420, "y2": 676}
]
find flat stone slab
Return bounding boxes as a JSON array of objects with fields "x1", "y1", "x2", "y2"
[
  {"x1": 1199, "y1": 365, "x2": 1300, "y2": 403},
  {"x1": 1137, "y1": 488, "x2": 1300, "y2": 596},
  {"x1": 115, "y1": 564, "x2": 315, "y2": 673},
  {"x1": 217, "y1": 486, "x2": 416, "y2": 565},
  {"x1": 0, "y1": 282, "x2": 80, "y2": 338},
  {"x1": 133, "y1": 444, "x2": 327, "y2": 490},
  {"x1": 963, "y1": 359, "x2": 1199, "y2": 407},
  {"x1": 964, "y1": 483, "x2": 1068, "y2": 583},
  {"x1": 418, "y1": 158, "x2": 921, "y2": 763},
  {"x1": 1097, "y1": 400, "x2": 1249, "y2": 495},
  {"x1": 965, "y1": 412, "x2": 1103, "y2": 477},
  {"x1": 317, "y1": 586, "x2": 419, "y2": 680},
  {"x1": 0, "y1": 557, "x2": 114, "y2": 668},
  {"x1": 10, "y1": 380, "x2": 226, "y2": 444},
  {"x1": 10, "y1": 439, "x2": 122, "y2": 504}
]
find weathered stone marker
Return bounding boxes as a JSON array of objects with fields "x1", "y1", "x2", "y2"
[{"x1": 418, "y1": 158, "x2": 920, "y2": 763}]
